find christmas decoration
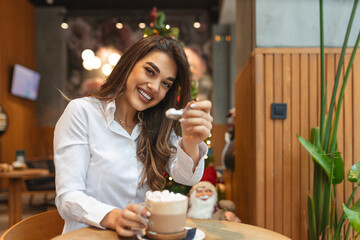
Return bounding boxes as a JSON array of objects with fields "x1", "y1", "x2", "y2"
[
  {"x1": 144, "y1": 7, "x2": 179, "y2": 40},
  {"x1": 187, "y1": 166, "x2": 240, "y2": 222}
]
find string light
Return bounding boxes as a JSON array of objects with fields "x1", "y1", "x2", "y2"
[
  {"x1": 138, "y1": 19, "x2": 146, "y2": 29},
  {"x1": 61, "y1": 15, "x2": 68, "y2": 29},
  {"x1": 102, "y1": 63, "x2": 113, "y2": 76},
  {"x1": 108, "y1": 53, "x2": 121, "y2": 66},
  {"x1": 115, "y1": 18, "x2": 123, "y2": 29},
  {"x1": 193, "y1": 16, "x2": 201, "y2": 29},
  {"x1": 81, "y1": 49, "x2": 95, "y2": 60}
]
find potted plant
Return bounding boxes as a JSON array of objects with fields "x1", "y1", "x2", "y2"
[{"x1": 297, "y1": 0, "x2": 360, "y2": 239}]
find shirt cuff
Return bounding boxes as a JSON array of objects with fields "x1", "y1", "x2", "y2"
[
  {"x1": 84, "y1": 203, "x2": 117, "y2": 229},
  {"x1": 176, "y1": 139, "x2": 208, "y2": 182}
]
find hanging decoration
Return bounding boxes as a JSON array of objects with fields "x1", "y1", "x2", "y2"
[{"x1": 144, "y1": 7, "x2": 179, "y2": 40}]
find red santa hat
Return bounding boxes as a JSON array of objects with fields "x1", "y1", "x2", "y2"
[{"x1": 190, "y1": 166, "x2": 217, "y2": 194}]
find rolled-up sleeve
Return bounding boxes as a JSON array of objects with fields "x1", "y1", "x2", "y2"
[
  {"x1": 166, "y1": 134, "x2": 208, "y2": 186},
  {"x1": 54, "y1": 100, "x2": 115, "y2": 229}
]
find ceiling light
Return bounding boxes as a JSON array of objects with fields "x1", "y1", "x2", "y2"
[
  {"x1": 81, "y1": 49, "x2": 95, "y2": 61},
  {"x1": 61, "y1": 16, "x2": 68, "y2": 29},
  {"x1": 138, "y1": 19, "x2": 146, "y2": 29},
  {"x1": 193, "y1": 16, "x2": 201, "y2": 29},
  {"x1": 102, "y1": 64, "x2": 113, "y2": 76},
  {"x1": 108, "y1": 53, "x2": 121, "y2": 66},
  {"x1": 115, "y1": 18, "x2": 123, "y2": 29}
]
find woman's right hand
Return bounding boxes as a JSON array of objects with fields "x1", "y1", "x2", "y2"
[{"x1": 100, "y1": 204, "x2": 150, "y2": 237}]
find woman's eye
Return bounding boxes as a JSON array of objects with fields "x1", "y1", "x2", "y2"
[
  {"x1": 162, "y1": 81, "x2": 172, "y2": 88},
  {"x1": 145, "y1": 67, "x2": 155, "y2": 76}
]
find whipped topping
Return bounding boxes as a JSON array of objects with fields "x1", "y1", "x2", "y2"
[{"x1": 146, "y1": 190, "x2": 187, "y2": 202}]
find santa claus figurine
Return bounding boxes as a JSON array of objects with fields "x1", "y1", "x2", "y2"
[{"x1": 187, "y1": 166, "x2": 240, "y2": 222}]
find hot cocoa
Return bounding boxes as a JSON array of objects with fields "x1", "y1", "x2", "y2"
[
  {"x1": 139, "y1": 190, "x2": 188, "y2": 235},
  {"x1": 148, "y1": 212, "x2": 187, "y2": 234}
]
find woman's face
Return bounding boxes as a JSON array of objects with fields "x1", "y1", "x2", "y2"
[{"x1": 125, "y1": 50, "x2": 177, "y2": 112}]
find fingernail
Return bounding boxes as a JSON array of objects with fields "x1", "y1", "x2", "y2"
[
  {"x1": 146, "y1": 212, "x2": 151, "y2": 217},
  {"x1": 190, "y1": 103, "x2": 197, "y2": 108},
  {"x1": 140, "y1": 224, "x2": 146, "y2": 228},
  {"x1": 179, "y1": 118, "x2": 186, "y2": 122}
]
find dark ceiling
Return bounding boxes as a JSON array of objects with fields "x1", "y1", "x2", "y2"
[{"x1": 28, "y1": 0, "x2": 221, "y2": 23}]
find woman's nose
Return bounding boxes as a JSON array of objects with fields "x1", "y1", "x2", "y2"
[{"x1": 147, "y1": 80, "x2": 160, "y2": 92}]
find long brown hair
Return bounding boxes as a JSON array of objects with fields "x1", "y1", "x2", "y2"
[{"x1": 93, "y1": 36, "x2": 191, "y2": 190}]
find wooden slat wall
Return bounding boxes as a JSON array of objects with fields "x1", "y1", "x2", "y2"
[
  {"x1": 234, "y1": 48, "x2": 360, "y2": 240},
  {"x1": 0, "y1": 0, "x2": 37, "y2": 167}
]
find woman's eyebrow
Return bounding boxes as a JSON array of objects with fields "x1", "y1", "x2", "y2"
[
  {"x1": 146, "y1": 61, "x2": 175, "y2": 81},
  {"x1": 146, "y1": 62, "x2": 160, "y2": 73}
]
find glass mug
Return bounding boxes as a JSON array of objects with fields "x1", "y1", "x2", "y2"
[{"x1": 137, "y1": 196, "x2": 188, "y2": 236}]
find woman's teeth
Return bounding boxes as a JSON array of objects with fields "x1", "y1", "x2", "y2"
[{"x1": 138, "y1": 89, "x2": 152, "y2": 101}]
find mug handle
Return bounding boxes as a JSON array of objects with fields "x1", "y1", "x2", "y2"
[
  {"x1": 137, "y1": 202, "x2": 150, "y2": 226},
  {"x1": 136, "y1": 202, "x2": 149, "y2": 239}
]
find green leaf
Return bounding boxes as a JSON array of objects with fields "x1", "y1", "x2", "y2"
[
  {"x1": 297, "y1": 135, "x2": 344, "y2": 184},
  {"x1": 351, "y1": 198, "x2": 360, "y2": 212},
  {"x1": 348, "y1": 162, "x2": 360, "y2": 185},
  {"x1": 343, "y1": 203, "x2": 360, "y2": 232},
  {"x1": 332, "y1": 152, "x2": 344, "y2": 185}
]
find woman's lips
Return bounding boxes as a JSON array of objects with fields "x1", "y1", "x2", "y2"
[{"x1": 138, "y1": 88, "x2": 152, "y2": 101}]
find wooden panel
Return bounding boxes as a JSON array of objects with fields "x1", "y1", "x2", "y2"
[
  {"x1": 299, "y1": 54, "x2": 310, "y2": 240},
  {"x1": 290, "y1": 53, "x2": 300, "y2": 240},
  {"x1": 0, "y1": 0, "x2": 37, "y2": 189},
  {"x1": 235, "y1": 48, "x2": 360, "y2": 240},
  {"x1": 282, "y1": 54, "x2": 291, "y2": 238},
  {"x1": 234, "y1": 59, "x2": 255, "y2": 224},
  {"x1": 254, "y1": 54, "x2": 265, "y2": 228},
  {"x1": 353, "y1": 54, "x2": 360, "y2": 204},
  {"x1": 264, "y1": 54, "x2": 274, "y2": 230},
  {"x1": 211, "y1": 124, "x2": 228, "y2": 168},
  {"x1": 273, "y1": 54, "x2": 283, "y2": 233}
]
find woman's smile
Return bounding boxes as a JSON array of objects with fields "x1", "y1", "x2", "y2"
[{"x1": 137, "y1": 88, "x2": 153, "y2": 102}]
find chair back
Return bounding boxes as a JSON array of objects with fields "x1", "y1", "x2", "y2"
[{"x1": 0, "y1": 209, "x2": 64, "y2": 240}]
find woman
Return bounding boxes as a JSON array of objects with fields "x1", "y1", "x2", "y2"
[{"x1": 54, "y1": 36, "x2": 213, "y2": 237}]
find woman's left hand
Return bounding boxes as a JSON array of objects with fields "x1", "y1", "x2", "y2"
[{"x1": 180, "y1": 100, "x2": 213, "y2": 152}]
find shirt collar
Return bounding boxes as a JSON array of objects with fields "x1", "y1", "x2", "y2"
[{"x1": 102, "y1": 99, "x2": 142, "y2": 140}]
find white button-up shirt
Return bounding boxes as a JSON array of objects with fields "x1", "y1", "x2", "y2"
[{"x1": 54, "y1": 97, "x2": 207, "y2": 233}]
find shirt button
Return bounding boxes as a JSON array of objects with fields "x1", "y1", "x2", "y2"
[
  {"x1": 131, "y1": 183, "x2": 136, "y2": 188},
  {"x1": 128, "y1": 200, "x2": 133, "y2": 204}
]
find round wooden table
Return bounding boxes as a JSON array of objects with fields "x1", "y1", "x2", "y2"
[
  {"x1": 0, "y1": 168, "x2": 50, "y2": 227},
  {"x1": 52, "y1": 218, "x2": 291, "y2": 240}
]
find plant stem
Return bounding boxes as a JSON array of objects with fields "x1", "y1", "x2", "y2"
[
  {"x1": 320, "y1": 0, "x2": 326, "y2": 140},
  {"x1": 345, "y1": 222, "x2": 351, "y2": 240},
  {"x1": 322, "y1": 0, "x2": 359, "y2": 152},
  {"x1": 329, "y1": 31, "x2": 360, "y2": 153},
  {"x1": 328, "y1": 155, "x2": 335, "y2": 240}
]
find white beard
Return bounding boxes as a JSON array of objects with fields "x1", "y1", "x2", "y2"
[{"x1": 187, "y1": 190, "x2": 217, "y2": 219}]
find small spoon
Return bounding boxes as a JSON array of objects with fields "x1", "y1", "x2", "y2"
[{"x1": 165, "y1": 108, "x2": 184, "y2": 120}]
